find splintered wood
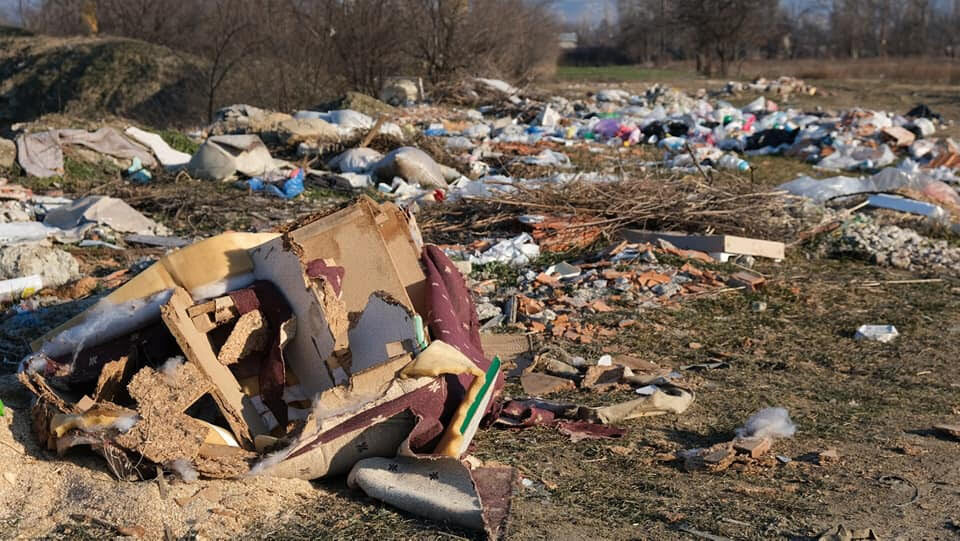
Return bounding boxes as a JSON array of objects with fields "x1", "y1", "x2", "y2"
[
  {"x1": 161, "y1": 287, "x2": 268, "y2": 448},
  {"x1": 217, "y1": 310, "x2": 269, "y2": 365},
  {"x1": 116, "y1": 363, "x2": 211, "y2": 464},
  {"x1": 187, "y1": 296, "x2": 239, "y2": 333}
]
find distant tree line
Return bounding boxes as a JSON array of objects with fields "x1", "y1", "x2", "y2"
[
  {"x1": 16, "y1": 0, "x2": 560, "y2": 117},
  {"x1": 569, "y1": 0, "x2": 960, "y2": 76}
]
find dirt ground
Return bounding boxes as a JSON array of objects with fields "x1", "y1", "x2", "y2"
[{"x1": 1, "y1": 68, "x2": 959, "y2": 540}]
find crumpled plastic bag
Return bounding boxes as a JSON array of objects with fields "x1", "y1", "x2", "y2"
[
  {"x1": 371, "y1": 147, "x2": 447, "y2": 189},
  {"x1": 329, "y1": 148, "x2": 383, "y2": 173},
  {"x1": 469, "y1": 233, "x2": 539, "y2": 266}
]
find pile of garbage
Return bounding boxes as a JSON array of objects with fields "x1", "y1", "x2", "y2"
[
  {"x1": 453, "y1": 229, "x2": 779, "y2": 339},
  {"x1": 835, "y1": 219, "x2": 960, "y2": 272},
  {"x1": 11, "y1": 197, "x2": 700, "y2": 537},
  {"x1": 720, "y1": 76, "x2": 819, "y2": 97},
  {"x1": 2, "y1": 75, "x2": 960, "y2": 538}
]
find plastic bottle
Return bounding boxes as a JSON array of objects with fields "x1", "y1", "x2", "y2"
[
  {"x1": 716, "y1": 153, "x2": 750, "y2": 172},
  {"x1": 658, "y1": 136, "x2": 687, "y2": 153}
]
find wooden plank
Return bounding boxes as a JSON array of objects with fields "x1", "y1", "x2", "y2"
[
  {"x1": 620, "y1": 230, "x2": 784, "y2": 259},
  {"x1": 161, "y1": 287, "x2": 267, "y2": 449}
]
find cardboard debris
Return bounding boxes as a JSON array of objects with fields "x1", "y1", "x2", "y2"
[
  {"x1": 727, "y1": 271, "x2": 766, "y2": 291},
  {"x1": 520, "y1": 372, "x2": 576, "y2": 396},
  {"x1": 581, "y1": 365, "x2": 625, "y2": 392},
  {"x1": 16, "y1": 197, "x2": 512, "y2": 534},
  {"x1": 621, "y1": 230, "x2": 785, "y2": 260},
  {"x1": 881, "y1": 126, "x2": 916, "y2": 147},
  {"x1": 733, "y1": 436, "x2": 772, "y2": 459}
]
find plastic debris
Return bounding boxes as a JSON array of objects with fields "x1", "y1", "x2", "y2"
[{"x1": 854, "y1": 325, "x2": 899, "y2": 343}]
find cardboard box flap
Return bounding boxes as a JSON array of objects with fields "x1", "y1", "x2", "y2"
[{"x1": 286, "y1": 196, "x2": 424, "y2": 313}]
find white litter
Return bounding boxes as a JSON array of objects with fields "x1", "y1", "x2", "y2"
[
  {"x1": 735, "y1": 407, "x2": 797, "y2": 440},
  {"x1": 854, "y1": 324, "x2": 899, "y2": 343}
]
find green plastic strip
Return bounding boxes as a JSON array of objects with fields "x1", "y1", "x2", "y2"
[
  {"x1": 413, "y1": 315, "x2": 428, "y2": 351},
  {"x1": 459, "y1": 356, "x2": 501, "y2": 434},
  {"x1": 0, "y1": 398, "x2": 5, "y2": 417}
]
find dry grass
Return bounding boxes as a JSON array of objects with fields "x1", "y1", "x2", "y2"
[{"x1": 731, "y1": 56, "x2": 960, "y2": 85}]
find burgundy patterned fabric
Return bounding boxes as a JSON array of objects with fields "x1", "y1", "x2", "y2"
[{"x1": 421, "y1": 245, "x2": 505, "y2": 419}]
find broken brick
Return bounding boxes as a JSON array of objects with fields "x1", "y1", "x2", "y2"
[{"x1": 733, "y1": 437, "x2": 772, "y2": 459}]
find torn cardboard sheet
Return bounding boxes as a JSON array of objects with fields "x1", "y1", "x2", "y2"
[{"x1": 286, "y1": 196, "x2": 425, "y2": 313}]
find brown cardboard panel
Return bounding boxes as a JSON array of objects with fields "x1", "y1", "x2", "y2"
[
  {"x1": 376, "y1": 202, "x2": 428, "y2": 317},
  {"x1": 287, "y1": 198, "x2": 414, "y2": 313},
  {"x1": 161, "y1": 287, "x2": 267, "y2": 448}
]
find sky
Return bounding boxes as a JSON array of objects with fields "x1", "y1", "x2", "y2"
[{"x1": 551, "y1": 0, "x2": 618, "y2": 27}]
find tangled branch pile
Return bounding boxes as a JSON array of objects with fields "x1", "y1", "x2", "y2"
[{"x1": 423, "y1": 173, "x2": 797, "y2": 244}]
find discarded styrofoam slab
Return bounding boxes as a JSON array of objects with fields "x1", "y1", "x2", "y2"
[
  {"x1": 33, "y1": 232, "x2": 277, "y2": 354},
  {"x1": 867, "y1": 194, "x2": 946, "y2": 220},
  {"x1": 286, "y1": 196, "x2": 422, "y2": 313},
  {"x1": 249, "y1": 237, "x2": 340, "y2": 395},
  {"x1": 161, "y1": 287, "x2": 268, "y2": 448},
  {"x1": 348, "y1": 292, "x2": 420, "y2": 374},
  {"x1": 621, "y1": 230, "x2": 785, "y2": 260}
]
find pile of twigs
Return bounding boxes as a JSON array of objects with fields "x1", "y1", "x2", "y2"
[{"x1": 421, "y1": 172, "x2": 795, "y2": 243}]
